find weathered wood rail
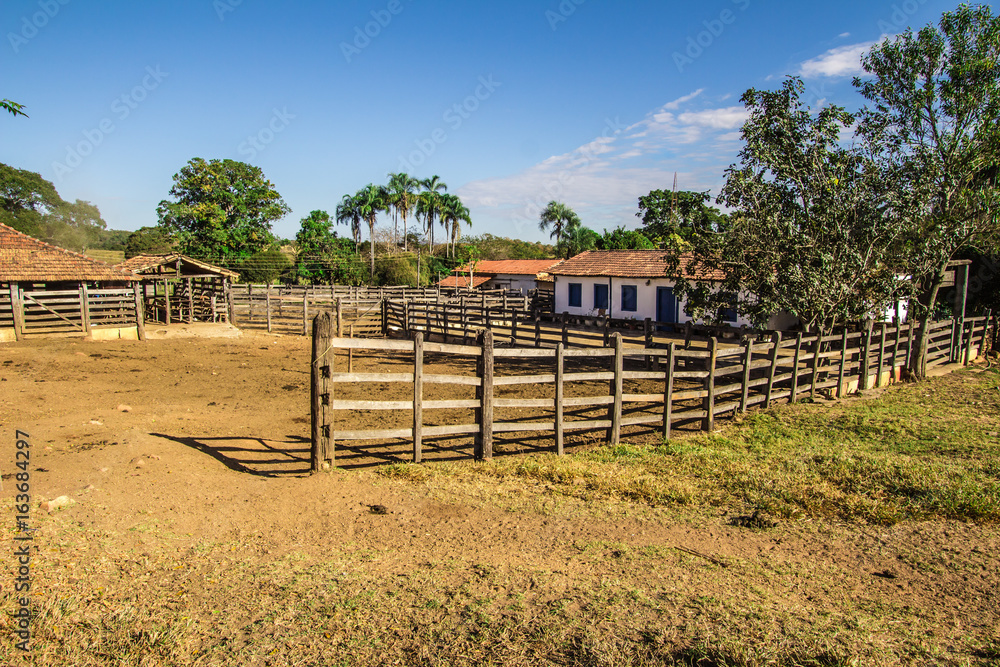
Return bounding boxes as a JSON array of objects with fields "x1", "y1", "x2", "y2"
[
  {"x1": 309, "y1": 312, "x2": 993, "y2": 470},
  {"x1": 2, "y1": 283, "x2": 145, "y2": 340}
]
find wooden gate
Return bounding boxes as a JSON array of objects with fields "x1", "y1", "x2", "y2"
[{"x1": 20, "y1": 289, "x2": 86, "y2": 335}]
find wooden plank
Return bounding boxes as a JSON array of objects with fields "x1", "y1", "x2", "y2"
[
  {"x1": 331, "y1": 400, "x2": 413, "y2": 410},
  {"x1": 311, "y1": 312, "x2": 333, "y2": 472},
  {"x1": 492, "y1": 347, "x2": 554, "y2": 358},
  {"x1": 764, "y1": 332, "x2": 781, "y2": 408},
  {"x1": 622, "y1": 393, "x2": 666, "y2": 403},
  {"x1": 330, "y1": 372, "x2": 415, "y2": 383},
  {"x1": 494, "y1": 374, "x2": 557, "y2": 386},
  {"x1": 562, "y1": 395, "x2": 615, "y2": 407},
  {"x1": 703, "y1": 337, "x2": 718, "y2": 431},
  {"x1": 424, "y1": 375, "x2": 482, "y2": 387},
  {"x1": 79, "y1": 284, "x2": 91, "y2": 334},
  {"x1": 422, "y1": 424, "x2": 480, "y2": 437},
  {"x1": 555, "y1": 343, "x2": 564, "y2": 455},
  {"x1": 423, "y1": 399, "x2": 480, "y2": 410},
  {"x1": 413, "y1": 333, "x2": 423, "y2": 463},
  {"x1": 493, "y1": 422, "x2": 556, "y2": 433},
  {"x1": 562, "y1": 419, "x2": 613, "y2": 431},
  {"x1": 494, "y1": 398, "x2": 555, "y2": 409},
  {"x1": 739, "y1": 339, "x2": 752, "y2": 412},
  {"x1": 335, "y1": 428, "x2": 413, "y2": 440},
  {"x1": 562, "y1": 371, "x2": 616, "y2": 383},
  {"x1": 836, "y1": 329, "x2": 848, "y2": 398},
  {"x1": 622, "y1": 414, "x2": 662, "y2": 427},
  {"x1": 476, "y1": 329, "x2": 494, "y2": 461},
  {"x1": 663, "y1": 343, "x2": 675, "y2": 440}
]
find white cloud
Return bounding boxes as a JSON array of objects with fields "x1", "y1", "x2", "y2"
[
  {"x1": 663, "y1": 88, "x2": 704, "y2": 110},
  {"x1": 838, "y1": 32, "x2": 851, "y2": 38},
  {"x1": 798, "y1": 42, "x2": 873, "y2": 78},
  {"x1": 677, "y1": 106, "x2": 749, "y2": 129}
]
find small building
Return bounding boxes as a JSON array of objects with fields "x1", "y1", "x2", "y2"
[
  {"x1": 440, "y1": 259, "x2": 564, "y2": 294},
  {"x1": 549, "y1": 249, "x2": 760, "y2": 327},
  {"x1": 117, "y1": 254, "x2": 238, "y2": 325},
  {"x1": 436, "y1": 274, "x2": 492, "y2": 289},
  {"x1": 0, "y1": 222, "x2": 143, "y2": 341}
]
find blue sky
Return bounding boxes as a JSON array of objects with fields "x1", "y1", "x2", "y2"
[{"x1": 2, "y1": 0, "x2": 987, "y2": 245}]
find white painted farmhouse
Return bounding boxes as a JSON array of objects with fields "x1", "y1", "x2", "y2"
[
  {"x1": 439, "y1": 259, "x2": 564, "y2": 294},
  {"x1": 549, "y1": 249, "x2": 759, "y2": 327}
]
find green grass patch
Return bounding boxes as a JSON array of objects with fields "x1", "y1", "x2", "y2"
[{"x1": 380, "y1": 367, "x2": 1000, "y2": 525}]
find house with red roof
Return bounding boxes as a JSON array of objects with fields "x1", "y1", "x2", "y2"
[
  {"x1": 438, "y1": 259, "x2": 563, "y2": 294},
  {"x1": 0, "y1": 222, "x2": 143, "y2": 341},
  {"x1": 549, "y1": 249, "x2": 761, "y2": 327}
]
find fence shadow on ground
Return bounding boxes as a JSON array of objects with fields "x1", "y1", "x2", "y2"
[{"x1": 151, "y1": 433, "x2": 312, "y2": 477}]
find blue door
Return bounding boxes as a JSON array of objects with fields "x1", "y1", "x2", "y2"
[{"x1": 656, "y1": 286, "x2": 677, "y2": 328}]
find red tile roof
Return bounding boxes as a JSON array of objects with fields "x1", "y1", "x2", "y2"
[
  {"x1": 549, "y1": 250, "x2": 725, "y2": 281},
  {"x1": 0, "y1": 223, "x2": 137, "y2": 283},
  {"x1": 117, "y1": 253, "x2": 239, "y2": 279},
  {"x1": 436, "y1": 274, "x2": 492, "y2": 288},
  {"x1": 455, "y1": 259, "x2": 563, "y2": 276}
]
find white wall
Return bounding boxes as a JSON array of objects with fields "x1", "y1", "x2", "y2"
[
  {"x1": 482, "y1": 273, "x2": 538, "y2": 294},
  {"x1": 553, "y1": 276, "x2": 753, "y2": 326}
]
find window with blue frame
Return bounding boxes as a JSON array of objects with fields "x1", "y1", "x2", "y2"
[
  {"x1": 719, "y1": 292, "x2": 738, "y2": 323},
  {"x1": 621, "y1": 285, "x2": 637, "y2": 312},
  {"x1": 568, "y1": 283, "x2": 582, "y2": 308},
  {"x1": 594, "y1": 283, "x2": 609, "y2": 311}
]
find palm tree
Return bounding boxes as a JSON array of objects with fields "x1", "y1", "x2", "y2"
[
  {"x1": 419, "y1": 175, "x2": 448, "y2": 251},
  {"x1": 387, "y1": 172, "x2": 419, "y2": 251},
  {"x1": 355, "y1": 183, "x2": 388, "y2": 281},
  {"x1": 539, "y1": 201, "x2": 581, "y2": 258},
  {"x1": 335, "y1": 193, "x2": 362, "y2": 250},
  {"x1": 439, "y1": 194, "x2": 471, "y2": 259}
]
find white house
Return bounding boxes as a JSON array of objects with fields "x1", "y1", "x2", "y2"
[
  {"x1": 439, "y1": 259, "x2": 564, "y2": 294},
  {"x1": 549, "y1": 249, "x2": 762, "y2": 327}
]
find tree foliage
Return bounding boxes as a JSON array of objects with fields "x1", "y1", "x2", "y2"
[
  {"x1": 596, "y1": 225, "x2": 656, "y2": 250},
  {"x1": 636, "y1": 190, "x2": 728, "y2": 250},
  {"x1": 675, "y1": 78, "x2": 906, "y2": 331},
  {"x1": 2, "y1": 99, "x2": 26, "y2": 118},
  {"x1": 854, "y1": 3, "x2": 1000, "y2": 375},
  {"x1": 125, "y1": 226, "x2": 175, "y2": 258},
  {"x1": 294, "y1": 209, "x2": 365, "y2": 284},
  {"x1": 538, "y1": 201, "x2": 581, "y2": 258},
  {"x1": 156, "y1": 158, "x2": 290, "y2": 262}
]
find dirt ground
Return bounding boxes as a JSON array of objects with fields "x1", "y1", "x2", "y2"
[{"x1": 1, "y1": 330, "x2": 998, "y2": 665}]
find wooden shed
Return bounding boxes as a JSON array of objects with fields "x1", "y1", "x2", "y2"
[
  {"x1": 117, "y1": 254, "x2": 238, "y2": 325},
  {"x1": 0, "y1": 222, "x2": 144, "y2": 342}
]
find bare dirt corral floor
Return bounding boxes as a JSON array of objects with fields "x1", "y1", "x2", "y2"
[{"x1": 0, "y1": 332, "x2": 998, "y2": 666}]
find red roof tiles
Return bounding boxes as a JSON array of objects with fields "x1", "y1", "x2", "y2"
[
  {"x1": 548, "y1": 250, "x2": 725, "y2": 281},
  {"x1": 117, "y1": 253, "x2": 239, "y2": 280},
  {"x1": 436, "y1": 274, "x2": 492, "y2": 288},
  {"x1": 0, "y1": 223, "x2": 137, "y2": 283},
  {"x1": 455, "y1": 259, "x2": 563, "y2": 276}
]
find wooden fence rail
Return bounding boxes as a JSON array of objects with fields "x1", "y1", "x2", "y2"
[{"x1": 309, "y1": 313, "x2": 993, "y2": 470}]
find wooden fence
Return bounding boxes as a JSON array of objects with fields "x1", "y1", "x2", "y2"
[
  {"x1": 309, "y1": 312, "x2": 993, "y2": 470},
  {"x1": 3, "y1": 283, "x2": 144, "y2": 340},
  {"x1": 230, "y1": 284, "x2": 549, "y2": 336}
]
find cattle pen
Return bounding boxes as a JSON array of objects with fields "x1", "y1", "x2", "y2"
[{"x1": 308, "y1": 308, "x2": 994, "y2": 472}]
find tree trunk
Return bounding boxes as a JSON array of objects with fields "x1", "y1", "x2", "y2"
[
  {"x1": 910, "y1": 265, "x2": 947, "y2": 380},
  {"x1": 369, "y1": 220, "x2": 376, "y2": 283}
]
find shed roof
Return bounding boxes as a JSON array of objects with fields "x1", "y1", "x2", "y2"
[
  {"x1": 549, "y1": 250, "x2": 725, "y2": 281},
  {"x1": 455, "y1": 259, "x2": 563, "y2": 276},
  {"x1": 436, "y1": 274, "x2": 492, "y2": 289},
  {"x1": 0, "y1": 223, "x2": 137, "y2": 283},
  {"x1": 117, "y1": 254, "x2": 239, "y2": 280}
]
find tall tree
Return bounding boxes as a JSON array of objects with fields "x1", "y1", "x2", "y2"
[
  {"x1": 854, "y1": 4, "x2": 1000, "y2": 377},
  {"x1": 355, "y1": 183, "x2": 388, "y2": 281},
  {"x1": 419, "y1": 175, "x2": 447, "y2": 251},
  {"x1": 336, "y1": 193, "x2": 363, "y2": 249},
  {"x1": 295, "y1": 209, "x2": 363, "y2": 284},
  {"x1": 156, "y1": 158, "x2": 289, "y2": 262},
  {"x1": 675, "y1": 77, "x2": 906, "y2": 332},
  {"x1": 558, "y1": 218, "x2": 600, "y2": 258},
  {"x1": 538, "y1": 201, "x2": 581, "y2": 258},
  {"x1": 636, "y1": 190, "x2": 728, "y2": 250},
  {"x1": 387, "y1": 172, "x2": 419, "y2": 251},
  {"x1": 439, "y1": 193, "x2": 471, "y2": 259}
]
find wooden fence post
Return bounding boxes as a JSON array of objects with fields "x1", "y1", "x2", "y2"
[
  {"x1": 964, "y1": 320, "x2": 974, "y2": 365},
  {"x1": 790, "y1": 333, "x2": 802, "y2": 403},
  {"x1": 876, "y1": 323, "x2": 888, "y2": 387},
  {"x1": 609, "y1": 332, "x2": 624, "y2": 446},
  {"x1": 561, "y1": 312, "x2": 569, "y2": 347},
  {"x1": 246, "y1": 284, "x2": 253, "y2": 322},
  {"x1": 413, "y1": 332, "x2": 423, "y2": 463},
  {"x1": 265, "y1": 286, "x2": 272, "y2": 333},
  {"x1": 703, "y1": 337, "x2": 718, "y2": 431},
  {"x1": 555, "y1": 343, "x2": 564, "y2": 456},
  {"x1": 535, "y1": 318, "x2": 541, "y2": 348},
  {"x1": 311, "y1": 312, "x2": 333, "y2": 472},
  {"x1": 764, "y1": 332, "x2": 781, "y2": 408},
  {"x1": 739, "y1": 337, "x2": 752, "y2": 413},
  {"x1": 131, "y1": 283, "x2": 146, "y2": 341},
  {"x1": 810, "y1": 334, "x2": 822, "y2": 398},
  {"x1": 9, "y1": 283, "x2": 23, "y2": 341},
  {"x1": 475, "y1": 329, "x2": 494, "y2": 461},
  {"x1": 603, "y1": 317, "x2": 611, "y2": 347},
  {"x1": 644, "y1": 318, "x2": 653, "y2": 370},
  {"x1": 663, "y1": 343, "x2": 675, "y2": 440},
  {"x1": 836, "y1": 328, "x2": 848, "y2": 398},
  {"x1": 302, "y1": 291, "x2": 309, "y2": 336},
  {"x1": 860, "y1": 323, "x2": 873, "y2": 390},
  {"x1": 381, "y1": 299, "x2": 388, "y2": 336},
  {"x1": 80, "y1": 284, "x2": 91, "y2": 334}
]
